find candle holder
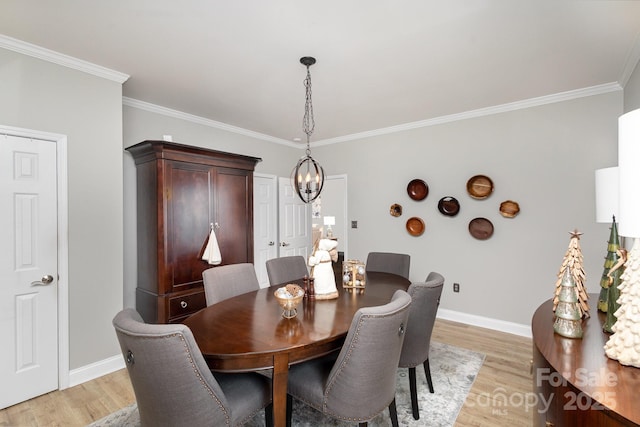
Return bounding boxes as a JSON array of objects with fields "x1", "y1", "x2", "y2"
[{"x1": 342, "y1": 260, "x2": 366, "y2": 288}]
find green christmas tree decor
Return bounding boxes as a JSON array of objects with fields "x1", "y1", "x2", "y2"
[
  {"x1": 553, "y1": 230, "x2": 590, "y2": 318},
  {"x1": 598, "y1": 218, "x2": 621, "y2": 313},
  {"x1": 603, "y1": 248, "x2": 626, "y2": 333},
  {"x1": 553, "y1": 268, "x2": 584, "y2": 338}
]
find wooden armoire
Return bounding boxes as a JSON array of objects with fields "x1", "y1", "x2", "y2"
[{"x1": 126, "y1": 140, "x2": 261, "y2": 323}]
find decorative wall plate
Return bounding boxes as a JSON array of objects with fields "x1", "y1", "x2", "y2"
[
  {"x1": 390, "y1": 203, "x2": 403, "y2": 217},
  {"x1": 468, "y1": 217, "x2": 494, "y2": 240},
  {"x1": 406, "y1": 217, "x2": 425, "y2": 236},
  {"x1": 407, "y1": 179, "x2": 429, "y2": 201},
  {"x1": 466, "y1": 175, "x2": 494, "y2": 199},
  {"x1": 437, "y1": 196, "x2": 460, "y2": 216},
  {"x1": 499, "y1": 200, "x2": 520, "y2": 218}
]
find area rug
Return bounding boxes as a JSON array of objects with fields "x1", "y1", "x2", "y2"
[{"x1": 88, "y1": 341, "x2": 484, "y2": 427}]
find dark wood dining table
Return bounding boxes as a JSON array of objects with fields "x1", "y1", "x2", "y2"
[{"x1": 183, "y1": 271, "x2": 410, "y2": 427}]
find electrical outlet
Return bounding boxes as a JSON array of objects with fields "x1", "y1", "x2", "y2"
[
  {"x1": 351, "y1": 220, "x2": 358, "y2": 228},
  {"x1": 453, "y1": 283, "x2": 460, "y2": 293}
]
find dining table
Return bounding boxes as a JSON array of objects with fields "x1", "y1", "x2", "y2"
[{"x1": 183, "y1": 271, "x2": 410, "y2": 427}]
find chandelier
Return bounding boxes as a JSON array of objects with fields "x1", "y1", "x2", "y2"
[{"x1": 292, "y1": 56, "x2": 325, "y2": 203}]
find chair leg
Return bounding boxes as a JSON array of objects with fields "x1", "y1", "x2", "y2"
[
  {"x1": 265, "y1": 403, "x2": 273, "y2": 427},
  {"x1": 286, "y1": 394, "x2": 293, "y2": 427},
  {"x1": 358, "y1": 423, "x2": 368, "y2": 427},
  {"x1": 388, "y1": 397, "x2": 399, "y2": 427},
  {"x1": 423, "y1": 358, "x2": 434, "y2": 393},
  {"x1": 408, "y1": 367, "x2": 419, "y2": 420}
]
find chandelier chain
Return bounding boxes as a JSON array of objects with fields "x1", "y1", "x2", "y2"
[{"x1": 302, "y1": 66, "x2": 315, "y2": 148}]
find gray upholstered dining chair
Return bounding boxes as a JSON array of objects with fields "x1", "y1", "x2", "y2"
[
  {"x1": 286, "y1": 290, "x2": 412, "y2": 427},
  {"x1": 398, "y1": 271, "x2": 445, "y2": 420},
  {"x1": 202, "y1": 263, "x2": 260, "y2": 306},
  {"x1": 265, "y1": 256, "x2": 309, "y2": 286},
  {"x1": 365, "y1": 252, "x2": 411, "y2": 279},
  {"x1": 112, "y1": 308, "x2": 273, "y2": 427}
]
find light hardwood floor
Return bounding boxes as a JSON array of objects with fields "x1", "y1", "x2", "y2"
[{"x1": 0, "y1": 319, "x2": 534, "y2": 426}]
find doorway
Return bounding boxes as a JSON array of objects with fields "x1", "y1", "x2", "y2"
[{"x1": 0, "y1": 125, "x2": 69, "y2": 408}]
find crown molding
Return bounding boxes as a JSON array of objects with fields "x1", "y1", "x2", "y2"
[
  {"x1": 122, "y1": 97, "x2": 298, "y2": 147},
  {"x1": 313, "y1": 82, "x2": 623, "y2": 146},
  {"x1": 125, "y1": 81, "x2": 622, "y2": 149},
  {"x1": 0, "y1": 34, "x2": 129, "y2": 84}
]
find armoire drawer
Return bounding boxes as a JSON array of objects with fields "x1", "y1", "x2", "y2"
[{"x1": 168, "y1": 291, "x2": 206, "y2": 320}]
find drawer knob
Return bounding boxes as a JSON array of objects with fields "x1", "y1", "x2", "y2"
[{"x1": 180, "y1": 300, "x2": 188, "y2": 309}]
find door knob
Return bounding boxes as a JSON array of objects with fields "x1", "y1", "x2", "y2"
[
  {"x1": 280, "y1": 242, "x2": 290, "y2": 247},
  {"x1": 31, "y1": 274, "x2": 54, "y2": 286},
  {"x1": 268, "y1": 241, "x2": 275, "y2": 246}
]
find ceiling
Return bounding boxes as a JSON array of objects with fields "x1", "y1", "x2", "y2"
[{"x1": 2, "y1": 1, "x2": 640, "y2": 145}]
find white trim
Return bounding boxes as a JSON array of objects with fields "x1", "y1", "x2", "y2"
[
  {"x1": 0, "y1": 34, "x2": 129, "y2": 84},
  {"x1": 437, "y1": 308, "x2": 531, "y2": 338},
  {"x1": 68, "y1": 355, "x2": 125, "y2": 388},
  {"x1": 122, "y1": 97, "x2": 296, "y2": 146},
  {"x1": 0, "y1": 125, "x2": 71, "y2": 390},
  {"x1": 314, "y1": 83, "x2": 622, "y2": 146}
]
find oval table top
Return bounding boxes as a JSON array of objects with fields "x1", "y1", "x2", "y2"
[{"x1": 184, "y1": 271, "x2": 410, "y2": 371}]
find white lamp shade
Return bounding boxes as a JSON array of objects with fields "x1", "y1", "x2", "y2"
[
  {"x1": 595, "y1": 166, "x2": 619, "y2": 223},
  {"x1": 323, "y1": 216, "x2": 335, "y2": 226},
  {"x1": 618, "y1": 108, "x2": 640, "y2": 237}
]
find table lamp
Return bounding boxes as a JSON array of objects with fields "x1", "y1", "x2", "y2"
[
  {"x1": 595, "y1": 166, "x2": 619, "y2": 224},
  {"x1": 323, "y1": 216, "x2": 335, "y2": 238}
]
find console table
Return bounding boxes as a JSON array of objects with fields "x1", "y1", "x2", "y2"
[{"x1": 532, "y1": 294, "x2": 640, "y2": 426}]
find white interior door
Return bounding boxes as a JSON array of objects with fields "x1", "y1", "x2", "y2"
[
  {"x1": 253, "y1": 174, "x2": 278, "y2": 288},
  {"x1": 318, "y1": 175, "x2": 348, "y2": 259},
  {"x1": 0, "y1": 135, "x2": 59, "y2": 409},
  {"x1": 278, "y1": 177, "x2": 311, "y2": 259}
]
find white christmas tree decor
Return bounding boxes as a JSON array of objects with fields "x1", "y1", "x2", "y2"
[{"x1": 604, "y1": 238, "x2": 640, "y2": 368}]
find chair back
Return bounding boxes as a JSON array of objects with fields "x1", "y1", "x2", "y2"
[
  {"x1": 112, "y1": 308, "x2": 231, "y2": 426},
  {"x1": 265, "y1": 256, "x2": 309, "y2": 286},
  {"x1": 202, "y1": 263, "x2": 260, "y2": 306},
  {"x1": 324, "y1": 290, "x2": 411, "y2": 420},
  {"x1": 365, "y1": 252, "x2": 411, "y2": 279},
  {"x1": 399, "y1": 272, "x2": 444, "y2": 368}
]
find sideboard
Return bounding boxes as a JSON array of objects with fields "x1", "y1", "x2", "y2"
[{"x1": 532, "y1": 294, "x2": 640, "y2": 426}]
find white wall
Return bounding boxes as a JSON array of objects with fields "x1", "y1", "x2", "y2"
[
  {"x1": 314, "y1": 92, "x2": 621, "y2": 326},
  {"x1": 0, "y1": 48, "x2": 124, "y2": 370}
]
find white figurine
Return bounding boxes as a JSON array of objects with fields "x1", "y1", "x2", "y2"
[{"x1": 308, "y1": 238, "x2": 339, "y2": 298}]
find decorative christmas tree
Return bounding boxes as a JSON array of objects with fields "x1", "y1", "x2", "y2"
[
  {"x1": 598, "y1": 218, "x2": 621, "y2": 313},
  {"x1": 553, "y1": 268, "x2": 583, "y2": 338},
  {"x1": 604, "y1": 238, "x2": 640, "y2": 368},
  {"x1": 553, "y1": 230, "x2": 590, "y2": 318},
  {"x1": 603, "y1": 246, "x2": 626, "y2": 333}
]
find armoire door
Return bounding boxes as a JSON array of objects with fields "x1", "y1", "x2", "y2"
[
  {"x1": 163, "y1": 160, "x2": 213, "y2": 293},
  {"x1": 215, "y1": 167, "x2": 253, "y2": 265}
]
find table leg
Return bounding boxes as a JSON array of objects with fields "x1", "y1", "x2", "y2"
[{"x1": 272, "y1": 353, "x2": 289, "y2": 427}]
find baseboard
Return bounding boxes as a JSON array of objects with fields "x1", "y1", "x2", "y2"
[
  {"x1": 437, "y1": 308, "x2": 531, "y2": 338},
  {"x1": 68, "y1": 354, "x2": 125, "y2": 388}
]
